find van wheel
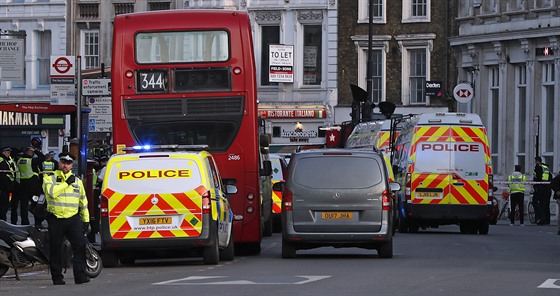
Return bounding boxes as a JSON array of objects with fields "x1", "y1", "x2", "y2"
[
  {"x1": 203, "y1": 234, "x2": 220, "y2": 265},
  {"x1": 408, "y1": 220, "x2": 419, "y2": 233},
  {"x1": 119, "y1": 255, "x2": 136, "y2": 265},
  {"x1": 220, "y1": 226, "x2": 235, "y2": 261},
  {"x1": 101, "y1": 251, "x2": 119, "y2": 268},
  {"x1": 282, "y1": 240, "x2": 296, "y2": 259},
  {"x1": 377, "y1": 238, "x2": 393, "y2": 258},
  {"x1": 263, "y1": 215, "x2": 273, "y2": 237},
  {"x1": 478, "y1": 220, "x2": 489, "y2": 235}
]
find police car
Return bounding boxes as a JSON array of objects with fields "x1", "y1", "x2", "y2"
[{"x1": 99, "y1": 145, "x2": 235, "y2": 266}]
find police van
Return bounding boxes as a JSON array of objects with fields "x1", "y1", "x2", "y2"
[
  {"x1": 393, "y1": 113, "x2": 494, "y2": 234},
  {"x1": 99, "y1": 145, "x2": 235, "y2": 266}
]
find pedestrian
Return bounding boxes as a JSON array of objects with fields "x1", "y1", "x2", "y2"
[
  {"x1": 43, "y1": 152, "x2": 90, "y2": 285},
  {"x1": 0, "y1": 147, "x2": 17, "y2": 221},
  {"x1": 12, "y1": 147, "x2": 42, "y2": 225},
  {"x1": 533, "y1": 156, "x2": 552, "y2": 225},
  {"x1": 507, "y1": 164, "x2": 526, "y2": 226},
  {"x1": 550, "y1": 167, "x2": 560, "y2": 235}
]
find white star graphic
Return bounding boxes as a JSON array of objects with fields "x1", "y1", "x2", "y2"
[{"x1": 329, "y1": 133, "x2": 336, "y2": 142}]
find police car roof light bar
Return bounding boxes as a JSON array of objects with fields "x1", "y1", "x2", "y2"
[{"x1": 122, "y1": 144, "x2": 209, "y2": 152}]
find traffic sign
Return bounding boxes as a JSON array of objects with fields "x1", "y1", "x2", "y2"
[
  {"x1": 453, "y1": 82, "x2": 474, "y2": 104},
  {"x1": 50, "y1": 56, "x2": 75, "y2": 76},
  {"x1": 82, "y1": 79, "x2": 111, "y2": 96}
]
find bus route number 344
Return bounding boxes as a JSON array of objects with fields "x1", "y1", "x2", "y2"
[{"x1": 138, "y1": 70, "x2": 166, "y2": 92}]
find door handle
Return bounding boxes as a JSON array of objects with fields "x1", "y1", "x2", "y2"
[{"x1": 453, "y1": 182, "x2": 465, "y2": 186}]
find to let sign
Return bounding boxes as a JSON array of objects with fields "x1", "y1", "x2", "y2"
[
  {"x1": 269, "y1": 44, "x2": 294, "y2": 83},
  {"x1": 82, "y1": 79, "x2": 111, "y2": 96}
]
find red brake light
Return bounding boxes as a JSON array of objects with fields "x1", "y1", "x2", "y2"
[
  {"x1": 382, "y1": 189, "x2": 391, "y2": 211},
  {"x1": 100, "y1": 194, "x2": 108, "y2": 217},
  {"x1": 405, "y1": 173, "x2": 411, "y2": 201},
  {"x1": 282, "y1": 188, "x2": 293, "y2": 211},
  {"x1": 202, "y1": 191, "x2": 211, "y2": 214}
]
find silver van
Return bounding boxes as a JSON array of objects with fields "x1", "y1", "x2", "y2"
[{"x1": 279, "y1": 149, "x2": 400, "y2": 258}]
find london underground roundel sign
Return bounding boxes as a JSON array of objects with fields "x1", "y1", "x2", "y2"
[{"x1": 453, "y1": 83, "x2": 474, "y2": 104}]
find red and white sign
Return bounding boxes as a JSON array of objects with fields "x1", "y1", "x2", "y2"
[
  {"x1": 453, "y1": 83, "x2": 474, "y2": 104},
  {"x1": 258, "y1": 108, "x2": 326, "y2": 119},
  {"x1": 50, "y1": 56, "x2": 75, "y2": 76}
]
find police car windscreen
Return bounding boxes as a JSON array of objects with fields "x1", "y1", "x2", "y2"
[
  {"x1": 293, "y1": 156, "x2": 383, "y2": 189},
  {"x1": 106, "y1": 158, "x2": 203, "y2": 194},
  {"x1": 415, "y1": 142, "x2": 486, "y2": 179}
]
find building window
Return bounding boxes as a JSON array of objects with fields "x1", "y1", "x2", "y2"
[
  {"x1": 260, "y1": 26, "x2": 280, "y2": 86},
  {"x1": 38, "y1": 30, "x2": 51, "y2": 86},
  {"x1": 515, "y1": 64, "x2": 526, "y2": 168},
  {"x1": 458, "y1": 0, "x2": 473, "y2": 17},
  {"x1": 535, "y1": 0, "x2": 553, "y2": 9},
  {"x1": 302, "y1": 24, "x2": 322, "y2": 86},
  {"x1": 489, "y1": 66, "x2": 500, "y2": 170},
  {"x1": 81, "y1": 30, "x2": 99, "y2": 69},
  {"x1": 506, "y1": 0, "x2": 524, "y2": 12},
  {"x1": 354, "y1": 37, "x2": 389, "y2": 104},
  {"x1": 542, "y1": 62, "x2": 555, "y2": 162},
  {"x1": 481, "y1": 0, "x2": 498, "y2": 15},
  {"x1": 409, "y1": 49, "x2": 426, "y2": 104},
  {"x1": 358, "y1": 0, "x2": 386, "y2": 23},
  {"x1": 402, "y1": 0, "x2": 430, "y2": 23}
]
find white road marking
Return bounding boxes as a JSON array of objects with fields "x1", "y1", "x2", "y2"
[
  {"x1": 152, "y1": 275, "x2": 331, "y2": 285},
  {"x1": 538, "y1": 279, "x2": 560, "y2": 288}
]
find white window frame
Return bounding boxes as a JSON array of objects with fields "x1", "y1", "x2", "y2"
[
  {"x1": 514, "y1": 64, "x2": 527, "y2": 169},
  {"x1": 356, "y1": 43, "x2": 389, "y2": 104},
  {"x1": 296, "y1": 12, "x2": 325, "y2": 89},
  {"x1": 358, "y1": 0, "x2": 386, "y2": 24},
  {"x1": 541, "y1": 61, "x2": 555, "y2": 160},
  {"x1": 80, "y1": 29, "x2": 100, "y2": 70},
  {"x1": 37, "y1": 30, "x2": 51, "y2": 88},
  {"x1": 480, "y1": 0, "x2": 498, "y2": 15},
  {"x1": 402, "y1": 0, "x2": 431, "y2": 23},
  {"x1": 397, "y1": 35, "x2": 434, "y2": 106},
  {"x1": 252, "y1": 11, "x2": 282, "y2": 88},
  {"x1": 534, "y1": 0, "x2": 553, "y2": 9},
  {"x1": 505, "y1": 0, "x2": 525, "y2": 12},
  {"x1": 487, "y1": 65, "x2": 500, "y2": 173}
]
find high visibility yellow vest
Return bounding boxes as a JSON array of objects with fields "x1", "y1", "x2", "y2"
[
  {"x1": 534, "y1": 164, "x2": 551, "y2": 181},
  {"x1": 508, "y1": 174, "x2": 526, "y2": 193},
  {"x1": 42, "y1": 161, "x2": 56, "y2": 172},
  {"x1": 42, "y1": 170, "x2": 89, "y2": 221},
  {"x1": 1, "y1": 157, "x2": 17, "y2": 182},
  {"x1": 17, "y1": 157, "x2": 37, "y2": 180}
]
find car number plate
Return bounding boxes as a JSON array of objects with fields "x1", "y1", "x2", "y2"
[
  {"x1": 321, "y1": 212, "x2": 353, "y2": 220},
  {"x1": 139, "y1": 217, "x2": 172, "y2": 225},
  {"x1": 416, "y1": 192, "x2": 443, "y2": 199}
]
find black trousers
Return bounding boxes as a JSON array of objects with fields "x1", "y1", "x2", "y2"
[
  {"x1": 509, "y1": 192, "x2": 524, "y2": 224},
  {"x1": 0, "y1": 190, "x2": 10, "y2": 221},
  {"x1": 11, "y1": 178, "x2": 41, "y2": 225},
  {"x1": 47, "y1": 214, "x2": 87, "y2": 281},
  {"x1": 533, "y1": 190, "x2": 551, "y2": 224}
]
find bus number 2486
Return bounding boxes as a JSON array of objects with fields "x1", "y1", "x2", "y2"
[{"x1": 228, "y1": 154, "x2": 241, "y2": 161}]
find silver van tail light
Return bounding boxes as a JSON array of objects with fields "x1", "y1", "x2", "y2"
[
  {"x1": 202, "y1": 190, "x2": 211, "y2": 214},
  {"x1": 382, "y1": 189, "x2": 391, "y2": 211},
  {"x1": 283, "y1": 188, "x2": 293, "y2": 211},
  {"x1": 405, "y1": 173, "x2": 411, "y2": 201}
]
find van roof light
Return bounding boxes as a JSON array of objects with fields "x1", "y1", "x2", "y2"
[
  {"x1": 459, "y1": 119, "x2": 473, "y2": 123},
  {"x1": 428, "y1": 119, "x2": 442, "y2": 123}
]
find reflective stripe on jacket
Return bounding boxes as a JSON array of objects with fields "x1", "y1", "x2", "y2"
[
  {"x1": 42, "y1": 170, "x2": 89, "y2": 221},
  {"x1": 507, "y1": 174, "x2": 526, "y2": 193},
  {"x1": 42, "y1": 161, "x2": 56, "y2": 172}
]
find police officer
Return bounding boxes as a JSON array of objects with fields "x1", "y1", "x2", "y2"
[
  {"x1": 42, "y1": 151, "x2": 58, "y2": 174},
  {"x1": 533, "y1": 156, "x2": 552, "y2": 225},
  {"x1": 0, "y1": 147, "x2": 17, "y2": 221},
  {"x1": 507, "y1": 165, "x2": 526, "y2": 226},
  {"x1": 12, "y1": 147, "x2": 42, "y2": 225},
  {"x1": 43, "y1": 152, "x2": 90, "y2": 285}
]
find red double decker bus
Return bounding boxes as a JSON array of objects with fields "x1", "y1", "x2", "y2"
[{"x1": 111, "y1": 10, "x2": 271, "y2": 253}]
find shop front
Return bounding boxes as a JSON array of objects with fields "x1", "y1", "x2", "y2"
[
  {"x1": 258, "y1": 106, "x2": 330, "y2": 154},
  {"x1": 0, "y1": 103, "x2": 74, "y2": 153}
]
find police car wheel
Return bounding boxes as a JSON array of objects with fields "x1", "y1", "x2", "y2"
[
  {"x1": 220, "y1": 236, "x2": 235, "y2": 261},
  {"x1": 101, "y1": 251, "x2": 119, "y2": 268},
  {"x1": 203, "y1": 234, "x2": 219, "y2": 265}
]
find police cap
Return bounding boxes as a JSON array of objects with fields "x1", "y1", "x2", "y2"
[
  {"x1": 1, "y1": 147, "x2": 11, "y2": 152},
  {"x1": 59, "y1": 152, "x2": 76, "y2": 163}
]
